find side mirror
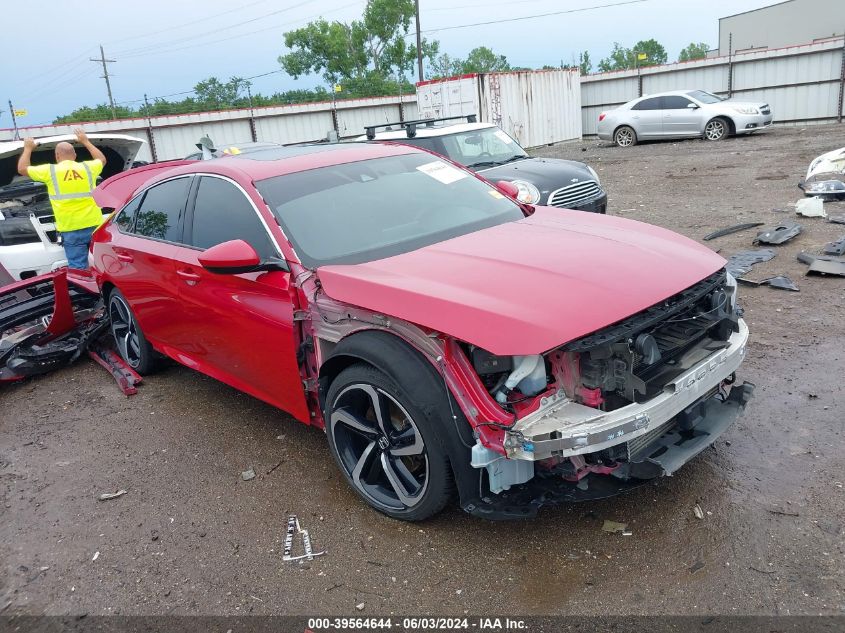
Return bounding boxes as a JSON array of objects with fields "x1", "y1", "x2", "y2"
[
  {"x1": 198, "y1": 239, "x2": 288, "y2": 275},
  {"x1": 686, "y1": 103, "x2": 700, "y2": 109},
  {"x1": 495, "y1": 181, "x2": 520, "y2": 199}
]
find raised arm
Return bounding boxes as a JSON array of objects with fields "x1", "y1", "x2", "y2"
[
  {"x1": 17, "y1": 138, "x2": 36, "y2": 176},
  {"x1": 75, "y1": 128, "x2": 107, "y2": 166}
]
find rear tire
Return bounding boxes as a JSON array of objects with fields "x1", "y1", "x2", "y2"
[
  {"x1": 704, "y1": 117, "x2": 729, "y2": 141},
  {"x1": 613, "y1": 125, "x2": 637, "y2": 147},
  {"x1": 108, "y1": 288, "x2": 159, "y2": 374},
  {"x1": 325, "y1": 363, "x2": 454, "y2": 521}
]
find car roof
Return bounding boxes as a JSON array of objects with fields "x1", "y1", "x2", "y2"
[
  {"x1": 144, "y1": 142, "x2": 423, "y2": 184},
  {"x1": 356, "y1": 121, "x2": 496, "y2": 141},
  {"x1": 631, "y1": 89, "x2": 707, "y2": 102}
]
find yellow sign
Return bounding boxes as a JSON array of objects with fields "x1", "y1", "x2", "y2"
[
  {"x1": 637, "y1": 53, "x2": 647, "y2": 61},
  {"x1": 13, "y1": 109, "x2": 27, "y2": 117},
  {"x1": 333, "y1": 85, "x2": 342, "y2": 93}
]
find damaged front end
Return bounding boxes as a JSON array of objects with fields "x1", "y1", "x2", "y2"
[
  {"x1": 800, "y1": 147, "x2": 845, "y2": 200},
  {"x1": 458, "y1": 269, "x2": 754, "y2": 518}
]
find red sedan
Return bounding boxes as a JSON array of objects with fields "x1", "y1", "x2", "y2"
[{"x1": 90, "y1": 142, "x2": 753, "y2": 520}]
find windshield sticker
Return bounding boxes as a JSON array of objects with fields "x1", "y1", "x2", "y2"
[
  {"x1": 494, "y1": 129, "x2": 515, "y2": 144},
  {"x1": 416, "y1": 161, "x2": 467, "y2": 184}
]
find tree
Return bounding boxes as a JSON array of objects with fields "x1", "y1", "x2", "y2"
[
  {"x1": 461, "y1": 46, "x2": 511, "y2": 73},
  {"x1": 192, "y1": 76, "x2": 250, "y2": 108},
  {"x1": 579, "y1": 51, "x2": 592, "y2": 75},
  {"x1": 678, "y1": 42, "x2": 710, "y2": 62},
  {"x1": 278, "y1": 0, "x2": 438, "y2": 86},
  {"x1": 430, "y1": 53, "x2": 463, "y2": 78},
  {"x1": 598, "y1": 39, "x2": 667, "y2": 71}
]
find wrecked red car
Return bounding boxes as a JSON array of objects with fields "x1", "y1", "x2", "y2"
[{"x1": 87, "y1": 142, "x2": 753, "y2": 520}]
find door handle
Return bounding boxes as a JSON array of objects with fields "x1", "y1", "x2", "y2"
[
  {"x1": 176, "y1": 269, "x2": 202, "y2": 283},
  {"x1": 115, "y1": 251, "x2": 133, "y2": 263}
]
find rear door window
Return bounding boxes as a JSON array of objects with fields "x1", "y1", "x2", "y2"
[
  {"x1": 188, "y1": 176, "x2": 276, "y2": 258},
  {"x1": 632, "y1": 97, "x2": 664, "y2": 111},
  {"x1": 134, "y1": 177, "x2": 191, "y2": 242}
]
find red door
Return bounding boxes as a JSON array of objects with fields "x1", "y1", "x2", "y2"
[
  {"x1": 96, "y1": 176, "x2": 192, "y2": 346},
  {"x1": 165, "y1": 175, "x2": 309, "y2": 422}
]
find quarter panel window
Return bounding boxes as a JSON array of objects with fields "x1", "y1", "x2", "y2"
[
  {"x1": 134, "y1": 178, "x2": 190, "y2": 242},
  {"x1": 114, "y1": 195, "x2": 143, "y2": 233},
  {"x1": 190, "y1": 176, "x2": 276, "y2": 258},
  {"x1": 632, "y1": 97, "x2": 663, "y2": 111}
]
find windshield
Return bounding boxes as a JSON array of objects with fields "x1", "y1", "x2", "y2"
[
  {"x1": 256, "y1": 153, "x2": 524, "y2": 268},
  {"x1": 687, "y1": 90, "x2": 724, "y2": 104},
  {"x1": 401, "y1": 127, "x2": 529, "y2": 169}
]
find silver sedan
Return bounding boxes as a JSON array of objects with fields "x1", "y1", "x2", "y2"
[{"x1": 597, "y1": 90, "x2": 773, "y2": 147}]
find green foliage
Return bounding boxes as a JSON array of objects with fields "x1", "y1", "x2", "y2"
[
  {"x1": 678, "y1": 42, "x2": 710, "y2": 62},
  {"x1": 597, "y1": 39, "x2": 667, "y2": 72},
  {"x1": 579, "y1": 51, "x2": 592, "y2": 75},
  {"x1": 461, "y1": 46, "x2": 511, "y2": 73},
  {"x1": 278, "y1": 0, "x2": 438, "y2": 85}
]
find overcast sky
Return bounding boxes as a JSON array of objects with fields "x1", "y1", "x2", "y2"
[{"x1": 3, "y1": 0, "x2": 778, "y2": 126}]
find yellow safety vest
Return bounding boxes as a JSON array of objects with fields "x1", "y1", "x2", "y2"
[{"x1": 27, "y1": 159, "x2": 104, "y2": 233}]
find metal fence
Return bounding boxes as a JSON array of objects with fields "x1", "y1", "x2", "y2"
[
  {"x1": 0, "y1": 95, "x2": 419, "y2": 162},
  {"x1": 581, "y1": 36, "x2": 845, "y2": 136}
]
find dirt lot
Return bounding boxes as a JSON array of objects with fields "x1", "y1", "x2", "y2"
[{"x1": 2, "y1": 125, "x2": 845, "y2": 617}]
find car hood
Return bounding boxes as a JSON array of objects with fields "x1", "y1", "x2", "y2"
[
  {"x1": 0, "y1": 133, "x2": 145, "y2": 189},
  {"x1": 317, "y1": 207, "x2": 726, "y2": 355},
  {"x1": 480, "y1": 157, "x2": 593, "y2": 188},
  {"x1": 718, "y1": 99, "x2": 768, "y2": 109}
]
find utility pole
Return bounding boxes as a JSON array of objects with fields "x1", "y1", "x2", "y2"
[
  {"x1": 8, "y1": 100, "x2": 20, "y2": 140},
  {"x1": 414, "y1": 0, "x2": 423, "y2": 82},
  {"x1": 91, "y1": 44, "x2": 117, "y2": 120}
]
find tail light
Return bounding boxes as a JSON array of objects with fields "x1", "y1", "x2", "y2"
[{"x1": 598, "y1": 112, "x2": 607, "y2": 122}]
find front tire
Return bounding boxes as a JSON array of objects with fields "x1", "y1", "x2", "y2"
[
  {"x1": 108, "y1": 289, "x2": 159, "y2": 374},
  {"x1": 325, "y1": 363, "x2": 454, "y2": 521},
  {"x1": 704, "y1": 117, "x2": 729, "y2": 141},
  {"x1": 614, "y1": 125, "x2": 637, "y2": 147}
]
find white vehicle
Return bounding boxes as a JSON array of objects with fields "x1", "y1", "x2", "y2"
[
  {"x1": 597, "y1": 90, "x2": 773, "y2": 147},
  {"x1": 0, "y1": 134, "x2": 144, "y2": 281}
]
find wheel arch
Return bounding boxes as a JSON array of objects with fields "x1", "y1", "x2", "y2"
[
  {"x1": 613, "y1": 123, "x2": 637, "y2": 144},
  {"x1": 318, "y1": 329, "x2": 479, "y2": 509},
  {"x1": 706, "y1": 115, "x2": 735, "y2": 136}
]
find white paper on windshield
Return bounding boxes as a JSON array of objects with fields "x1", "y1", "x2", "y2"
[
  {"x1": 416, "y1": 161, "x2": 467, "y2": 184},
  {"x1": 494, "y1": 129, "x2": 514, "y2": 144}
]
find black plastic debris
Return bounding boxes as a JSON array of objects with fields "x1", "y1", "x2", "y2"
[
  {"x1": 823, "y1": 235, "x2": 845, "y2": 256},
  {"x1": 736, "y1": 275, "x2": 799, "y2": 291},
  {"x1": 829, "y1": 215, "x2": 845, "y2": 225},
  {"x1": 703, "y1": 222, "x2": 764, "y2": 241},
  {"x1": 725, "y1": 249, "x2": 776, "y2": 277},
  {"x1": 807, "y1": 258, "x2": 845, "y2": 277},
  {"x1": 754, "y1": 221, "x2": 802, "y2": 245}
]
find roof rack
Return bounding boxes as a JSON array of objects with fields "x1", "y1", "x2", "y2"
[{"x1": 364, "y1": 114, "x2": 477, "y2": 140}]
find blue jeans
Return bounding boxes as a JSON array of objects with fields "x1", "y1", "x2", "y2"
[{"x1": 61, "y1": 226, "x2": 96, "y2": 270}]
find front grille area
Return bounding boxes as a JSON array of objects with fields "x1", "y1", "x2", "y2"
[
  {"x1": 548, "y1": 180, "x2": 602, "y2": 208},
  {"x1": 626, "y1": 419, "x2": 675, "y2": 460}
]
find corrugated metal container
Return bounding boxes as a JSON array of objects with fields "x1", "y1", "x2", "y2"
[{"x1": 415, "y1": 70, "x2": 581, "y2": 147}]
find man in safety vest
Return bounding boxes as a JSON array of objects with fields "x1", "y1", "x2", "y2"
[{"x1": 16, "y1": 128, "x2": 107, "y2": 270}]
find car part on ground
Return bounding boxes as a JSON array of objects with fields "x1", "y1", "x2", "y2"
[
  {"x1": 829, "y1": 215, "x2": 845, "y2": 225},
  {"x1": 736, "y1": 275, "x2": 799, "y2": 291},
  {"x1": 0, "y1": 134, "x2": 145, "y2": 280},
  {"x1": 795, "y1": 197, "x2": 827, "y2": 218},
  {"x1": 703, "y1": 222, "x2": 764, "y2": 241},
  {"x1": 799, "y1": 179, "x2": 845, "y2": 200},
  {"x1": 823, "y1": 235, "x2": 845, "y2": 256},
  {"x1": 91, "y1": 141, "x2": 753, "y2": 520},
  {"x1": 0, "y1": 269, "x2": 141, "y2": 393},
  {"x1": 807, "y1": 258, "x2": 845, "y2": 277},
  {"x1": 805, "y1": 147, "x2": 845, "y2": 181},
  {"x1": 359, "y1": 116, "x2": 608, "y2": 214},
  {"x1": 725, "y1": 249, "x2": 776, "y2": 277},
  {"x1": 597, "y1": 89, "x2": 772, "y2": 146},
  {"x1": 754, "y1": 221, "x2": 802, "y2": 245}
]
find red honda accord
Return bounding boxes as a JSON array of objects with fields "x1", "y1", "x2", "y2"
[{"x1": 91, "y1": 142, "x2": 753, "y2": 520}]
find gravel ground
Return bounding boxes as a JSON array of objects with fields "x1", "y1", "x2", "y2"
[{"x1": 1, "y1": 124, "x2": 844, "y2": 617}]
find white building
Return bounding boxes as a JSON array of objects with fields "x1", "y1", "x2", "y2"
[{"x1": 719, "y1": 0, "x2": 845, "y2": 55}]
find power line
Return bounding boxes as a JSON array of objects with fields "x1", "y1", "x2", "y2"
[
  {"x1": 412, "y1": 0, "x2": 649, "y2": 34},
  {"x1": 112, "y1": 0, "x2": 316, "y2": 57},
  {"x1": 115, "y1": 69, "x2": 286, "y2": 106}
]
